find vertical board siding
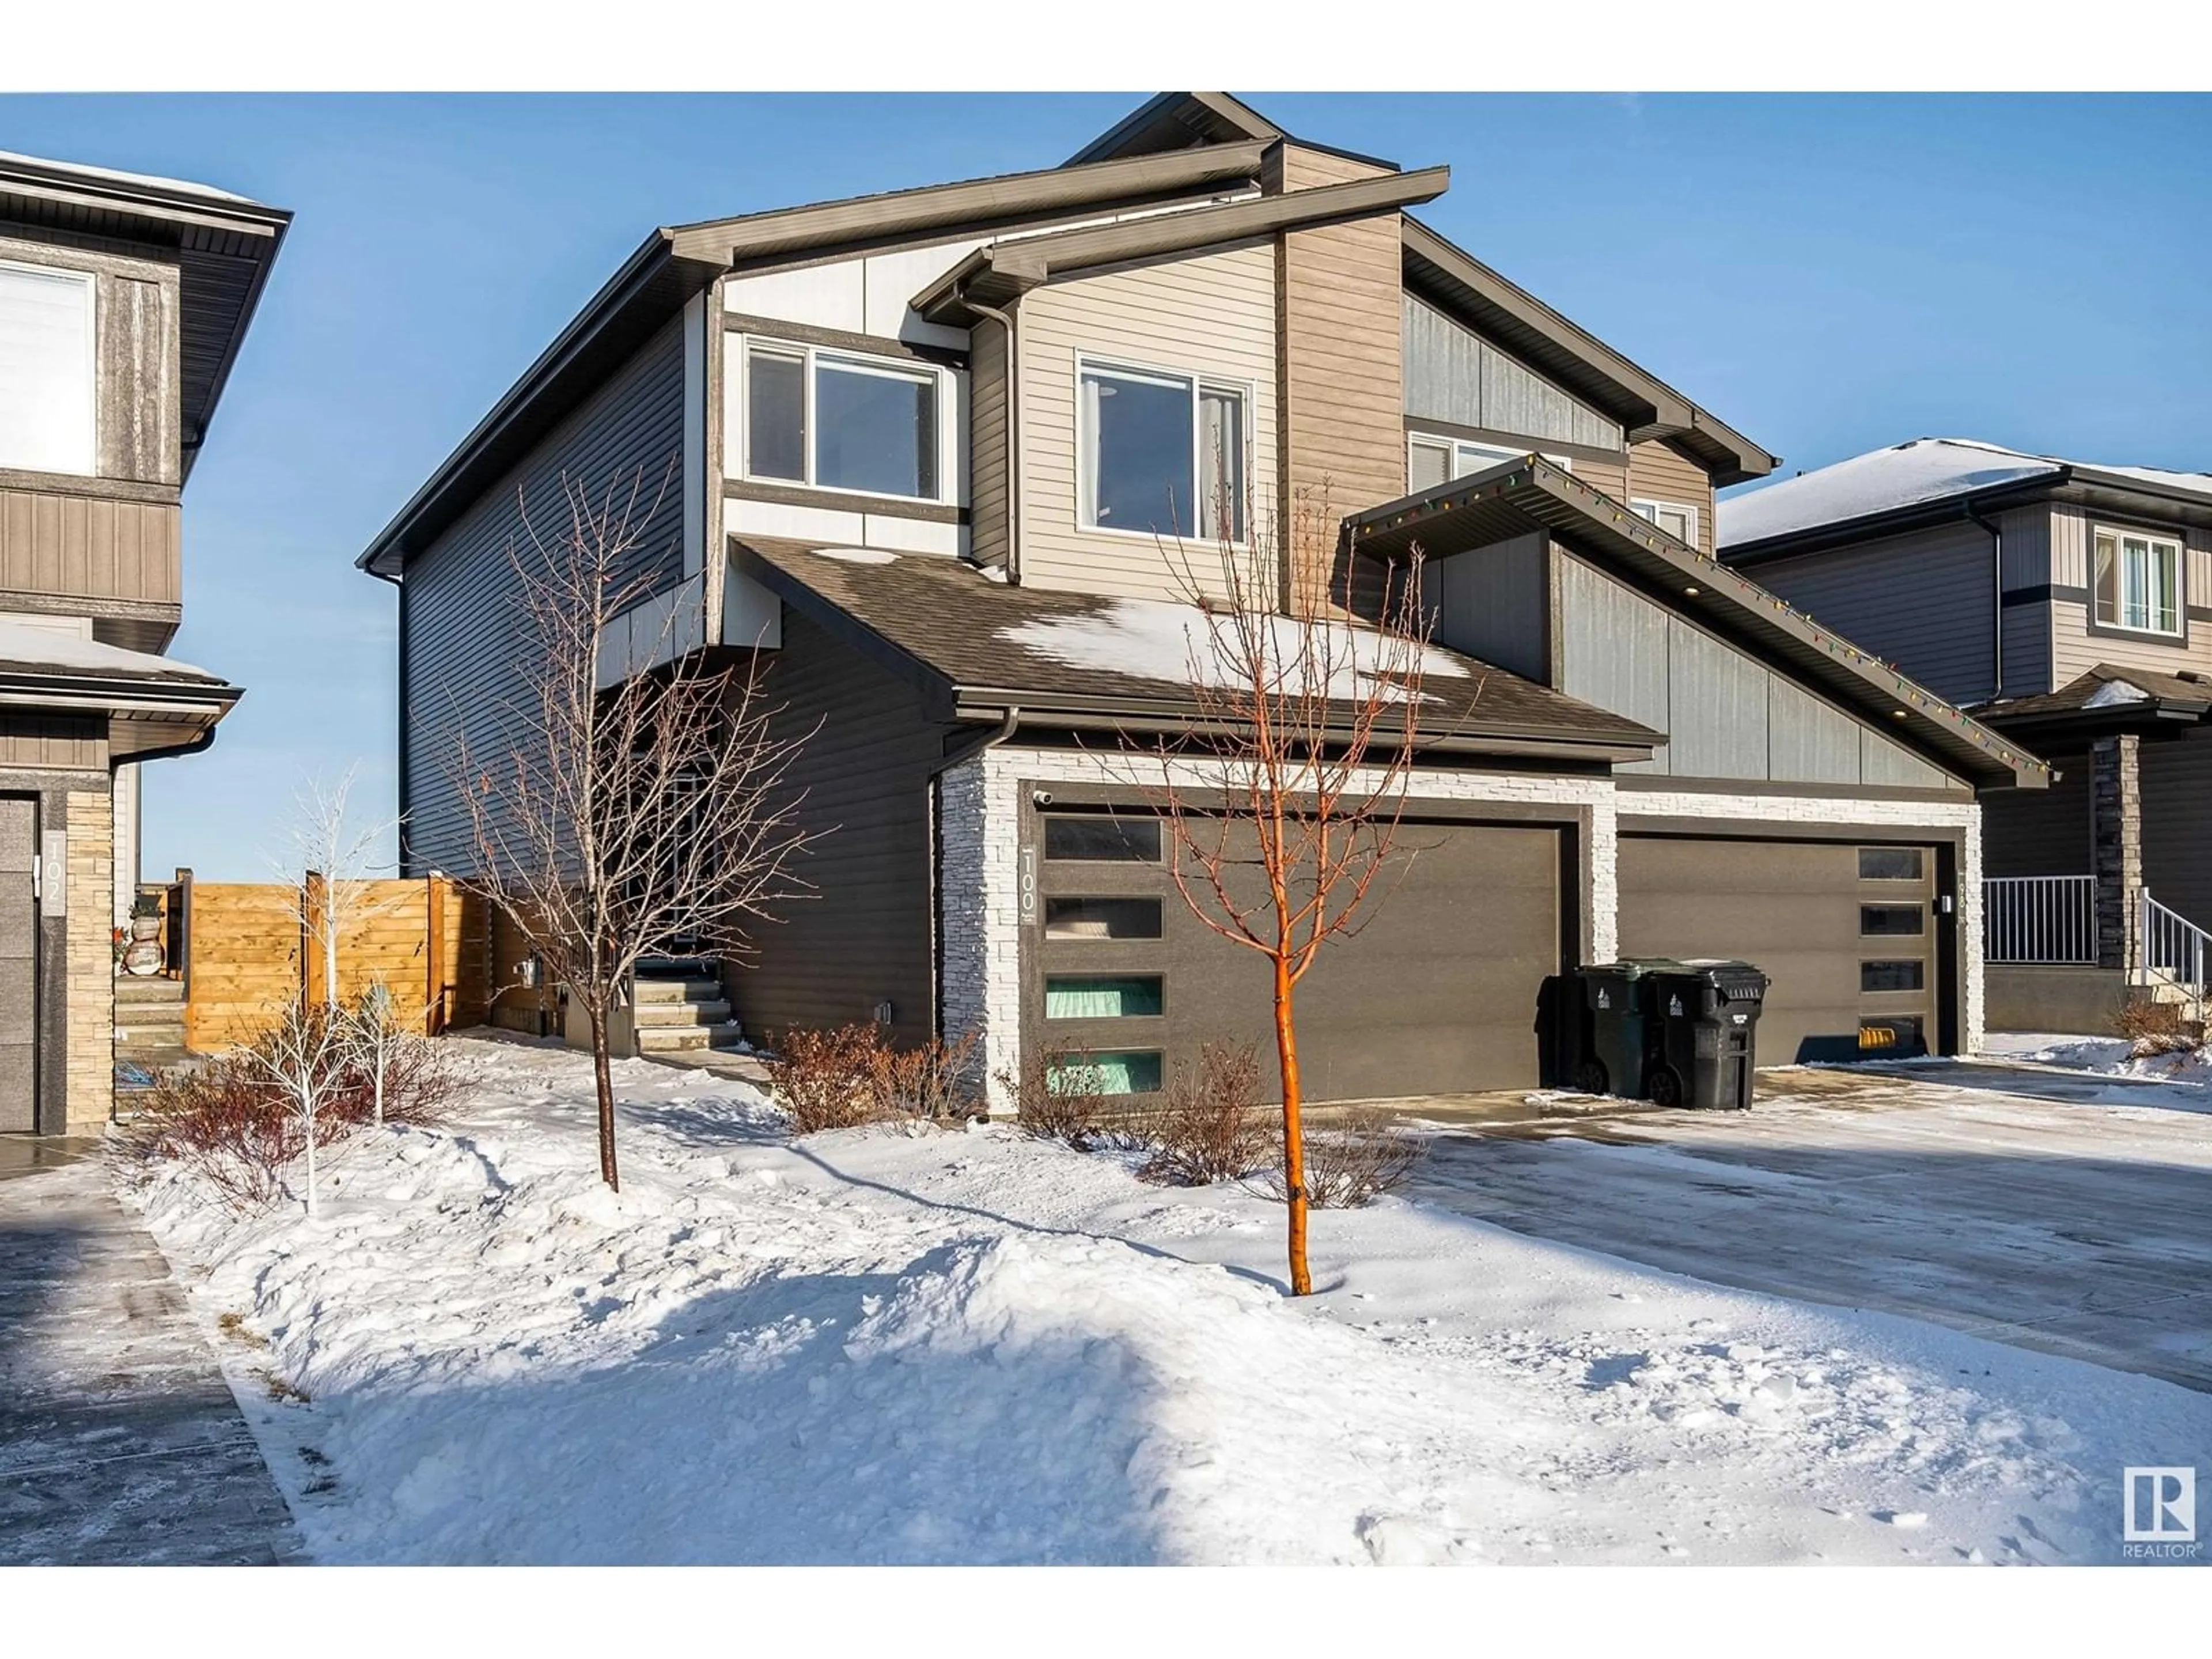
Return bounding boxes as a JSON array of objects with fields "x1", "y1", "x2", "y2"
[
  {"x1": 733, "y1": 610, "x2": 944, "y2": 1050},
  {"x1": 1421, "y1": 532, "x2": 1548, "y2": 683},
  {"x1": 402, "y1": 315, "x2": 690, "y2": 873},
  {"x1": 1982, "y1": 748, "x2": 2089, "y2": 877},
  {"x1": 1402, "y1": 294, "x2": 1622, "y2": 452},
  {"x1": 1626, "y1": 438, "x2": 1717, "y2": 556},
  {"x1": 1017, "y1": 244, "x2": 1278, "y2": 604},
  {"x1": 1748, "y1": 521, "x2": 1997, "y2": 706},
  {"x1": 969, "y1": 315, "x2": 1010, "y2": 569},
  {"x1": 1558, "y1": 553, "x2": 1963, "y2": 790},
  {"x1": 0, "y1": 714, "x2": 104, "y2": 770},
  {"x1": 0, "y1": 486, "x2": 180, "y2": 604}
]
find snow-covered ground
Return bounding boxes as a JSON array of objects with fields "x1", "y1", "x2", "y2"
[
  {"x1": 124, "y1": 1035, "x2": 2208, "y2": 1566},
  {"x1": 1983, "y1": 1031, "x2": 2212, "y2": 1102}
]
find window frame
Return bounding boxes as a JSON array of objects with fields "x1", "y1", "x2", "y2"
[
  {"x1": 1406, "y1": 433, "x2": 1573, "y2": 493},
  {"x1": 0, "y1": 257, "x2": 98, "y2": 478},
  {"x1": 1630, "y1": 498, "x2": 1700, "y2": 548},
  {"x1": 734, "y1": 334, "x2": 948, "y2": 505},
  {"x1": 1075, "y1": 354, "x2": 1253, "y2": 548},
  {"x1": 2091, "y1": 524, "x2": 2184, "y2": 639}
]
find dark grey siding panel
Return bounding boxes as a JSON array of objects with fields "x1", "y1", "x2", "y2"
[
  {"x1": 1983, "y1": 748, "x2": 2089, "y2": 877},
  {"x1": 1422, "y1": 532, "x2": 1547, "y2": 683},
  {"x1": 401, "y1": 315, "x2": 690, "y2": 873},
  {"x1": 1556, "y1": 552, "x2": 1670, "y2": 773},
  {"x1": 727, "y1": 610, "x2": 946, "y2": 1051},
  {"x1": 2141, "y1": 731, "x2": 2212, "y2": 925},
  {"x1": 1751, "y1": 521, "x2": 1997, "y2": 707},
  {"x1": 1403, "y1": 294, "x2": 1621, "y2": 452},
  {"x1": 1668, "y1": 618, "x2": 1767, "y2": 779},
  {"x1": 2001, "y1": 599, "x2": 2051, "y2": 696},
  {"x1": 1766, "y1": 680, "x2": 1860, "y2": 784},
  {"x1": 1860, "y1": 728, "x2": 1947, "y2": 789}
]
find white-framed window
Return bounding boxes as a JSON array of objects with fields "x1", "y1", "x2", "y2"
[
  {"x1": 1077, "y1": 358, "x2": 1248, "y2": 544},
  {"x1": 1407, "y1": 433, "x2": 1570, "y2": 495},
  {"x1": 1631, "y1": 498, "x2": 1699, "y2": 546},
  {"x1": 738, "y1": 336, "x2": 944, "y2": 502},
  {"x1": 2093, "y1": 526, "x2": 2183, "y2": 636},
  {"x1": 0, "y1": 259, "x2": 96, "y2": 476}
]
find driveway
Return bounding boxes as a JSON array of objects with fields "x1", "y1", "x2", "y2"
[
  {"x1": 1405, "y1": 1060, "x2": 2212, "y2": 1393},
  {"x1": 0, "y1": 1143, "x2": 301, "y2": 1565}
]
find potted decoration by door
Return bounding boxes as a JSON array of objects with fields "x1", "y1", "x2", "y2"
[{"x1": 123, "y1": 892, "x2": 165, "y2": 976}]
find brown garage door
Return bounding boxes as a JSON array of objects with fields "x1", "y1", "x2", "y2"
[
  {"x1": 0, "y1": 799, "x2": 36, "y2": 1132},
  {"x1": 1618, "y1": 836, "x2": 1937, "y2": 1065},
  {"x1": 1032, "y1": 813, "x2": 1563, "y2": 1102}
]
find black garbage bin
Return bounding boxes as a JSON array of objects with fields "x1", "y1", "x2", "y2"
[
  {"x1": 1570, "y1": 959, "x2": 1677, "y2": 1097},
  {"x1": 1643, "y1": 960, "x2": 1768, "y2": 1110}
]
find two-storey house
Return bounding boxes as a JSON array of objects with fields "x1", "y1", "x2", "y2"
[
  {"x1": 365, "y1": 94, "x2": 2044, "y2": 1107},
  {"x1": 0, "y1": 151, "x2": 287, "y2": 1134},
  {"x1": 1719, "y1": 437, "x2": 2212, "y2": 1033}
]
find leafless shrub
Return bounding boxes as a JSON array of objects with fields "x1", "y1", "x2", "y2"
[
  {"x1": 1247, "y1": 1108, "x2": 1425, "y2": 1209},
  {"x1": 2113, "y1": 997, "x2": 2199, "y2": 1056},
  {"x1": 765, "y1": 1024, "x2": 983, "y2": 1134},
  {"x1": 997, "y1": 1043, "x2": 1132, "y2": 1147},
  {"x1": 869, "y1": 1030, "x2": 982, "y2": 1122},
  {"x1": 1139, "y1": 1042, "x2": 1270, "y2": 1186}
]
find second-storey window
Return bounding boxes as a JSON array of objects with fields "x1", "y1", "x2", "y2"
[
  {"x1": 0, "y1": 260, "x2": 96, "y2": 476},
  {"x1": 1078, "y1": 361, "x2": 1247, "y2": 543},
  {"x1": 2093, "y1": 527, "x2": 2183, "y2": 636},
  {"x1": 1407, "y1": 434, "x2": 1570, "y2": 494},
  {"x1": 743, "y1": 339, "x2": 941, "y2": 501},
  {"x1": 1631, "y1": 498, "x2": 1699, "y2": 546}
]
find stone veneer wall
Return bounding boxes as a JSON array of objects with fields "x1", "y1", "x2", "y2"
[
  {"x1": 938, "y1": 746, "x2": 1984, "y2": 1112},
  {"x1": 66, "y1": 782, "x2": 115, "y2": 1131}
]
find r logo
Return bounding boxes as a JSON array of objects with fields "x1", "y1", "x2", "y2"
[{"x1": 2124, "y1": 1468, "x2": 2196, "y2": 1543}]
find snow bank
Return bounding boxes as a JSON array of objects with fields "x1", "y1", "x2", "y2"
[{"x1": 128, "y1": 1036, "x2": 2208, "y2": 1566}]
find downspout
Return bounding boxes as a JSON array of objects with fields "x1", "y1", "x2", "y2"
[
  {"x1": 963, "y1": 296, "x2": 1021, "y2": 584},
  {"x1": 926, "y1": 706, "x2": 1022, "y2": 1047},
  {"x1": 1967, "y1": 502, "x2": 2003, "y2": 702}
]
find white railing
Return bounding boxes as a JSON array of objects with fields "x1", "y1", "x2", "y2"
[
  {"x1": 2139, "y1": 890, "x2": 2212, "y2": 1020},
  {"x1": 1983, "y1": 875, "x2": 2096, "y2": 964}
]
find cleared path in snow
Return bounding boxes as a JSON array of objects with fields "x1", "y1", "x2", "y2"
[
  {"x1": 0, "y1": 1148, "x2": 301, "y2": 1565},
  {"x1": 1407, "y1": 1063, "x2": 2212, "y2": 1394}
]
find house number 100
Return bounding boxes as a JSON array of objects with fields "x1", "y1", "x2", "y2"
[{"x1": 1018, "y1": 846, "x2": 1037, "y2": 923}]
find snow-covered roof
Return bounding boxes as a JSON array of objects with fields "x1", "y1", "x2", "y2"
[
  {"x1": 0, "y1": 148, "x2": 264, "y2": 207},
  {"x1": 0, "y1": 620, "x2": 219, "y2": 684},
  {"x1": 1718, "y1": 437, "x2": 2212, "y2": 550}
]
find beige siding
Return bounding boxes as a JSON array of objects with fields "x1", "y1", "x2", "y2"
[
  {"x1": 1627, "y1": 438, "x2": 1717, "y2": 556},
  {"x1": 1017, "y1": 243, "x2": 1278, "y2": 603},
  {"x1": 969, "y1": 315, "x2": 1009, "y2": 569},
  {"x1": 0, "y1": 484, "x2": 181, "y2": 605},
  {"x1": 1574, "y1": 454, "x2": 1630, "y2": 505},
  {"x1": 1274, "y1": 146, "x2": 1404, "y2": 613},
  {"x1": 2048, "y1": 504, "x2": 2212, "y2": 684}
]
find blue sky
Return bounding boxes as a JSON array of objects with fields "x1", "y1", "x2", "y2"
[{"x1": 2, "y1": 92, "x2": 2206, "y2": 878}]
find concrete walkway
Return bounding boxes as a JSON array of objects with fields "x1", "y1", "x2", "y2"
[
  {"x1": 0, "y1": 1143, "x2": 301, "y2": 1565},
  {"x1": 1404, "y1": 1062, "x2": 2212, "y2": 1395}
]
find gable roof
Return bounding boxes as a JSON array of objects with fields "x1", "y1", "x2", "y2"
[
  {"x1": 914, "y1": 166, "x2": 1449, "y2": 324},
  {"x1": 1345, "y1": 456, "x2": 2048, "y2": 790},
  {"x1": 1064, "y1": 92, "x2": 1287, "y2": 165},
  {"x1": 1719, "y1": 437, "x2": 2212, "y2": 562},
  {"x1": 0, "y1": 149, "x2": 291, "y2": 483},
  {"x1": 729, "y1": 535, "x2": 1661, "y2": 762}
]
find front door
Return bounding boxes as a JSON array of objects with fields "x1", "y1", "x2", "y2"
[{"x1": 0, "y1": 799, "x2": 37, "y2": 1132}]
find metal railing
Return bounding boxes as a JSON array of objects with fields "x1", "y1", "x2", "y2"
[
  {"x1": 2139, "y1": 889, "x2": 2212, "y2": 1020},
  {"x1": 1983, "y1": 874, "x2": 2096, "y2": 964}
]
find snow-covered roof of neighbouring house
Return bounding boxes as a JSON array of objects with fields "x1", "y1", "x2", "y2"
[
  {"x1": 0, "y1": 148, "x2": 264, "y2": 207},
  {"x1": 1718, "y1": 437, "x2": 2212, "y2": 551},
  {"x1": 0, "y1": 621, "x2": 223, "y2": 685}
]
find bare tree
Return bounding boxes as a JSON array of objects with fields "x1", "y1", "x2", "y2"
[
  {"x1": 275, "y1": 765, "x2": 402, "y2": 1011},
  {"x1": 240, "y1": 1003, "x2": 355, "y2": 1219},
  {"x1": 448, "y1": 465, "x2": 821, "y2": 1190},
  {"x1": 1137, "y1": 494, "x2": 1437, "y2": 1296}
]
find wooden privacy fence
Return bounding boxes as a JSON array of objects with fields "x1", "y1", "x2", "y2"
[{"x1": 183, "y1": 874, "x2": 493, "y2": 1051}]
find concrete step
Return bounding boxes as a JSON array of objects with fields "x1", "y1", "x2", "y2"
[
  {"x1": 113, "y1": 977, "x2": 187, "y2": 1005},
  {"x1": 635, "y1": 1020, "x2": 746, "y2": 1054},
  {"x1": 633, "y1": 998, "x2": 733, "y2": 1028},
  {"x1": 632, "y1": 978, "x2": 723, "y2": 1005},
  {"x1": 115, "y1": 1004, "x2": 186, "y2": 1028}
]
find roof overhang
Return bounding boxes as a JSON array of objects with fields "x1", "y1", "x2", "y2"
[
  {"x1": 0, "y1": 152, "x2": 290, "y2": 483},
  {"x1": 0, "y1": 665, "x2": 240, "y2": 759},
  {"x1": 915, "y1": 166, "x2": 1450, "y2": 325},
  {"x1": 1064, "y1": 93, "x2": 1287, "y2": 166},
  {"x1": 1347, "y1": 457, "x2": 2048, "y2": 791},
  {"x1": 1400, "y1": 217, "x2": 1776, "y2": 487},
  {"x1": 1978, "y1": 665, "x2": 2212, "y2": 751}
]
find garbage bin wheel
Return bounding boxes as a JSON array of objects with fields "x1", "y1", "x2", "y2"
[
  {"x1": 1572, "y1": 1059, "x2": 1608, "y2": 1096},
  {"x1": 1645, "y1": 1064, "x2": 1683, "y2": 1108}
]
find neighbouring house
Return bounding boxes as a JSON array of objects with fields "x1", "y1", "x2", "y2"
[
  {"x1": 1718, "y1": 437, "x2": 2212, "y2": 1033},
  {"x1": 0, "y1": 151, "x2": 287, "y2": 1135},
  {"x1": 362, "y1": 92, "x2": 2046, "y2": 1107}
]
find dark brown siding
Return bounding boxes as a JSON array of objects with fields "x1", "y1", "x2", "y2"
[
  {"x1": 2141, "y1": 730, "x2": 2212, "y2": 925},
  {"x1": 1982, "y1": 749, "x2": 2090, "y2": 877},
  {"x1": 0, "y1": 714, "x2": 104, "y2": 771},
  {"x1": 0, "y1": 486, "x2": 180, "y2": 608},
  {"x1": 401, "y1": 314, "x2": 690, "y2": 873},
  {"x1": 726, "y1": 609, "x2": 946, "y2": 1048}
]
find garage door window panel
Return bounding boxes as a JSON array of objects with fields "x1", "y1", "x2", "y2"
[
  {"x1": 1858, "y1": 847, "x2": 1925, "y2": 882},
  {"x1": 1860, "y1": 904, "x2": 1926, "y2": 937},
  {"x1": 1860, "y1": 959, "x2": 1925, "y2": 994}
]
